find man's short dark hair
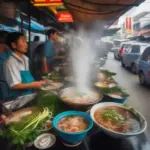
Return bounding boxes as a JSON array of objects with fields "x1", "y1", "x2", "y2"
[
  {"x1": 0, "y1": 31, "x2": 8, "y2": 43},
  {"x1": 6, "y1": 32, "x2": 24, "y2": 51},
  {"x1": 47, "y1": 28, "x2": 57, "y2": 37}
]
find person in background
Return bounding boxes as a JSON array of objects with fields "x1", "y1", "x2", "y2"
[
  {"x1": 3, "y1": 32, "x2": 45, "y2": 97},
  {"x1": 43, "y1": 28, "x2": 65, "y2": 73},
  {"x1": 0, "y1": 31, "x2": 11, "y2": 69},
  {"x1": 0, "y1": 31, "x2": 12, "y2": 100}
]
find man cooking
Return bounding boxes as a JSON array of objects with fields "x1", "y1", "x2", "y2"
[{"x1": 3, "y1": 32, "x2": 45, "y2": 97}]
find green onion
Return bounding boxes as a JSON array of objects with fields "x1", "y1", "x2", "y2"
[{"x1": 103, "y1": 110, "x2": 125, "y2": 123}]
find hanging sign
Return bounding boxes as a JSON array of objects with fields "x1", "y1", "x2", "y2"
[
  {"x1": 125, "y1": 17, "x2": 132, "y2": 33},
  {"x1": 57, "y1": 12, "x2": 73, "y2": 23},
  {"x1": 32, "y1": 0, "x2": 62, "y2": 6}
]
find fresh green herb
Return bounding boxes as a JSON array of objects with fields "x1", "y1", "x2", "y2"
[
  {"x1": 0, "y1": 108, "x2": 51, "y2": 150},
  {"x1": 43, "y1": 72, "x2": 62, "y2": 81},
  {"x1": 103, "y1": 110, "x2": 125, "y2": 123},
  {"x1": 37, "y1": 91, "x2": 68, "y2": 117},
  {"x1": 100, "y1": 86, "x2": 129, "y2": 98},
  {"x1": 100, "y1": 69, "x2": 116, "y2": 77}
]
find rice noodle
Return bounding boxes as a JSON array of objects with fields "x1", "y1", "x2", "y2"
[{"x1": 58, "y1": 116, "x2": 88, "y2": 133}]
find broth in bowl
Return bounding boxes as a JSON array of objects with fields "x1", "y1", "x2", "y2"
[
  {"x1": 61, "y1": 88, "x2": 100, "y2": 104},
  {"x1": 94, "y1": 106, "x2": 140, "y2": 133},
  {"x1": 95, "y1": 81, "x2": 117, "y2": 88},
  {"x1": 108, "y1": 93, "x2": 123, "y2": 99},
  {"x1": 58, "y1": 116, "x2": 88, "y2": 133}
]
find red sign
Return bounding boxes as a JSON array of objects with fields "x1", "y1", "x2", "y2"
[
  {"x1": 33, "y1": 0, "x2": 62, "y2": 2},
  {"x1": 57, "y1": 12, "x2": 73, "y2": 23},
  {"x1": 125, "y1": 17, "x2": 132, "y2": 33},
  {"x1": 32, "y1": 0, "x2": 62, "y2": 4}
]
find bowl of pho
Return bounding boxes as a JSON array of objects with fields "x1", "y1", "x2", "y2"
[
  {"x1": 90, "y1": 102, "x2": 147, "y2": 138},
  {"x1": 53, "y1": 111, "x2": 93, "y2": 145},
  {"x1": 103, "y1": 87, "x2": 129, "y2": 104},
  {"x1": 97, "y1": 69, "x2": 116, "y2": 81},
  {"x1": 95, "y1": 81, "x2": 118, "y2": 89},
  {"x1": 59, "y1": 87, "x2": 103, "y2": 110}
]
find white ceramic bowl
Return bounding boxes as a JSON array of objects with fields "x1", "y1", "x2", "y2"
[
  {"x1": 90, "y1": 102, "x2": 147, "y2": 138},
  {"x1": 34, "y1": 133, "x2": 56, "y2": 149}
]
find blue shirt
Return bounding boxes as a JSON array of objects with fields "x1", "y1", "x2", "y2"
[
  {"x1": 0, "y1": 50, "x2": 12, "y2": 65},
  {"x1": 44, "y1": 40, "x2": 55, "y2": 64}
]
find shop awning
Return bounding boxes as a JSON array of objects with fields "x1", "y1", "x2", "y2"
[
  {"x1": 16, "y1": 17, "x2": 45, "y2": 32},
  {"x1": 63, "y1": 0, "x2": 145, "y2": 25}
]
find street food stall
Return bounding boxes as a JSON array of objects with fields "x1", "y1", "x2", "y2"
[
  {"x1": 0, "y1": 0, "x2": 149, "y2": 150},
  {"x1": 0, "y1": 68, "x2": 148, "y2": 150}
]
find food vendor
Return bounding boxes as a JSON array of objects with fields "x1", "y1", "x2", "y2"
[
  {"x1": 43, "y1": 28, "x2": 65, "y2": 73},
  {"x1": 3, "y1": 32, "x2": 45, "y2": 97}
]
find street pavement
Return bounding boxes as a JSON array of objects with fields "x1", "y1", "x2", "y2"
[{"x1": 104, "y1": 52, "x2": 150, "y2": 141}]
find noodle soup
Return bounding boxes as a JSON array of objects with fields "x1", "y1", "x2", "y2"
[
  {"x1": 94, "y1": 106, "x2": 140, "y2": 133},
  {"x1": 61, "y1": 88, "x2": 100, "y2": 104},
  {"x1": 58, "y1": 116, "x2": 88, "y2": 133}
]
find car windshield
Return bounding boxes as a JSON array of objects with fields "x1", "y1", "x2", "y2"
[{"x1": 140, "y1": 45, "x2": 147, "y2": 54}]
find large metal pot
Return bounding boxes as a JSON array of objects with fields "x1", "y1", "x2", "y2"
[{"x1": 59, "y1": 87, "x2": 103, "y2": 110}]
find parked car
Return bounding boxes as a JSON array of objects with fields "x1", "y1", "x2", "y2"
[
  {"x1": 121, "y1": 42, "x2": 149, "y2": 74},
  {"x1": 138, "y1": 46, "x2": 150, "y2": 85},
  {"x1": 114, "y1": 42, "x2": 132, "y2": 60},
  {"x1": 111, "y1": 39, "x2": 128, "y2": 53}
]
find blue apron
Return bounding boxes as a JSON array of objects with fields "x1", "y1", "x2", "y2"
[{"x1": 10, "y1": 70, "x2": 35, "y2": 97}]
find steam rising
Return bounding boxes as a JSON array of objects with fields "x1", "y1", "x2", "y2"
[
  {"x1": 70, "y1": 28, "x2": 96, "y2": 92},
  {"x1": 68, "y1": 21, "x2": 107, "y2": 93}
]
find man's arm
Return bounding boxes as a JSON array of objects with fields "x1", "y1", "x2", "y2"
[
  {"x1": 11, "y1": 81, "x2": 45, "y2": 90},
  {"x1": 42, "y1": 56, "x2": 49, "y2": 73},
  {"x1": 43, "y1": 41, "x2": 51, "y2": 73}
]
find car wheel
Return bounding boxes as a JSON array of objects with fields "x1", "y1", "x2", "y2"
[
  {"x1": 121, "y1": 60, "x2": 125, "y2": 67},
  {"x1": 131, "y1": 63, "x2": 136, "y2": 74},
  {"x1": 139, "y1": 72, "x2": 146, "y2": 85}
]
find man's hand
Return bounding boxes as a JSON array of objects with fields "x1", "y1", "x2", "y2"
[
  {"x1": 31, "y1": 81, "x2": 46, "y2": 89},
  {"x1": 11, "y1": 80, "x2": 46, "y2": 90}
]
